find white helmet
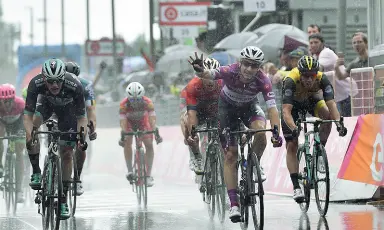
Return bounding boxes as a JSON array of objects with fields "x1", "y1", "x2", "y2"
[
  {"x1": 203, "y1": 58, "x2": 221, "y2": 70},
  {"x1": 240, "y1": 46, "x2": 264, "y2": 63},
  {"x1": 126, "y1": 82, "x2": 145, "y2": 99}
]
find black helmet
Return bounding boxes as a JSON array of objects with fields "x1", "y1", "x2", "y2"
[
  {"x1": 65, "y1": 61, "x2": 81, "y2": 76},
  {"x1": 297, "y1": 55, "x2": 319, "y2": 73}
]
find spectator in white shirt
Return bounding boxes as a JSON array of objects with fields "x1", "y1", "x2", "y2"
[{"x1": 309, "y1": 33, "x2": 358, "y2": 116}]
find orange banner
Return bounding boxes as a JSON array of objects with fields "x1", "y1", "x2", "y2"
[{"x1": 337, "y1": 114, "x2": 384, "y2": 186}]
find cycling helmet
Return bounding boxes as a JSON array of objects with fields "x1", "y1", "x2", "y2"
[
  {"x1": 126, "y1": 82, "x2": 145, "y2": 99},
  {"x1": 0, "y1": 84, "x2": 16, "y2": 99},
  {"x1": 42, "y1": 58, "x2": 66, "y2": 81},
  {"x1": 297, "y1": 55, "x2": 320, "y2": 73},
  {"x1": 203, "y1": 58, "x2": 221, "y2": 70},
  {"x1": 240, "y1": 46, "x2": 264, "y2": 63},
  {"x1": 65, "y1": 61, "x2": 81, "y2": 76}
]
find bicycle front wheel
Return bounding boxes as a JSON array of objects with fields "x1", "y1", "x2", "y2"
[
  {"x1": 215, "y1": 146, "x2": 226, "y2": 223},
  {"x1": 248, "y1": 152, "x2": 264, "y2": 230},
  {"x1": 297, "y1": 146, "x2": 311, "y2": 212},
  {"x1": 313, "y1": 144, "x2": 330, "y2": 216},
  {"x1": 203, "y1": 146, "x2": 215, "y2": 220},
  {"x1": 5, "y1": 153, "x2": 17, "y2": 216},
  {"x1": 140, "y1": 148, "x2": 148, "y2": 207},
  {"x1": 51, "y1": 156, "x2": 63, "y2": 230},
  {"x1": 68, "y1": 150, "x2": 78, "y2": 217}
]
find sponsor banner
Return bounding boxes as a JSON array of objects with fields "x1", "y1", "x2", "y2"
[{"x1": 338, "y1": 114, "x2": 384, "y2": 186}]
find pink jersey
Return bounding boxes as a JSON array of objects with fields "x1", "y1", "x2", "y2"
[{"x1": 0, "y1": 96, "x2": 25, "y2": 124}]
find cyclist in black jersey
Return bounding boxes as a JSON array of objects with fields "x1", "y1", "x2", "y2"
[
  {"x1": 23, "y1": 58, "x2": 88, "y2": 219},
  {"x1": 65, "y1": 61, "x2": 97, "y2": 195}
]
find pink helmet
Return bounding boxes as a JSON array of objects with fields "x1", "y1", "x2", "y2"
[{"x1": 0, "y1": 84, "x2": 16, "y2": 99}]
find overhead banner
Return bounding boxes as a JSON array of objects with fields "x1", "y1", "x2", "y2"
[
  {"x1": 17, "y1": 45, "x2": 81, "y2": 92},
  {"x1": 338, "y1": 114, "x2": 384, "y2": 186}
]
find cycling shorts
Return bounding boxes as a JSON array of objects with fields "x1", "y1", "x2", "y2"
[
  {"x1": 0, "y1": 116, "x2": 25, "y2": 143},
  {"x1": 124, "y1": 114, "x2": 153, "y2": 140}
]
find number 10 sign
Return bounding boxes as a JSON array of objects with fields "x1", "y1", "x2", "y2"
[{"x1": 243, "y1": 0, "x2": 276, "y2": 13}]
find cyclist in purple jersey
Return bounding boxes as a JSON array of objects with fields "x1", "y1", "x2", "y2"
[{"x1": 189, "y1": 46, "x2": 283, "y2": 222}]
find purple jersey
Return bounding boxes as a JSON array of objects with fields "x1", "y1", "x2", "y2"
[{"x1": 209, "y1": 63, "x2": 277, "y2": 108}]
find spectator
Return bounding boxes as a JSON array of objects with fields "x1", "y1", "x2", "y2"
[
  {"x1": 307, "y1": 24, "x2": 321, "y2": 36},
  {"x1": 335, "y1": 32, "x2": 369, "y2": 79},
  {"x1": 310, "y1": 33, "x2": 358, "y2": 117},
  {"x1": 268, "y1": 47, "x2": 307, "y2": 85},
  {"x1": 307, "y1": 24, "x2": 335, "y2": 53}
]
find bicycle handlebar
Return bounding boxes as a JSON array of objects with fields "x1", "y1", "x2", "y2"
[
  {"x1": 229, "y1": 124, "x2": 279, "y2": 139},
  {"x1": 32, "y1": 126, "x2": 86, "y2": 145},
  {"x1": 190, "y1": 126, "x2": 218, "y2": 138},
  {"x1": 121, "y1": 129, "x2": 159, "y2": 139},
  {"x1": 0, "y1": 135, "x2": 26, "y2": 140},
  {"x1": 295, "y1": 116, "x2": 346, "y2": 136}
]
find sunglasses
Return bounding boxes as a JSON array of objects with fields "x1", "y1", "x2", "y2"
[
  {"x1": 46, "y1": 78, "x2": 63, "y2": 84},
  {"x1": 129, "y1": 98, "x2": 143, "y2": 103},
  {"x1": 301, "y1": 72, "x2": 317, "y2": 78},
  {"x1": 241, "y1": 60, "x2": 262, "y2": 69},
  {"x1": 2, "y1": 99, "x2": 13, "y2": 104}
]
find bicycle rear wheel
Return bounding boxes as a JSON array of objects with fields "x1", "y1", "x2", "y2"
[
  {"x1": 5, "y1": 153, "x2": 17, "y2": 216},
  {"x1": 297, "y1": 146, "x2": 311, "y2": 212},
  {"x1": 313, "y1": 144, "x2": 330, "y2": 216},
  {"x1": 248, "y1": 152, "x2": 264, "y2": 230}
]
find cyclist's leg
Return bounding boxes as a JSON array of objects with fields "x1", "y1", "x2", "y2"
[
  {"x1": 281, "y1": 105, "x2": 302, "y2": 201},
  {"x1": 312, "y1": 97, "x2": 332, "y2": 146},
  {"x1": 141, "y1": 115, "x2": 154, "y2": 177},
  {"x1": 0, "y1": 124, "x2": 5, "y2": 176},
  {"x1": 57, "y1": 111, "x2": 77, "y2": 218},
  {"x1": 180, "y1": 111, "x2": 195, "y2": 170},
  {"x1": 243, "y1": 104, "x2": 267, "y2": 161},
  {"x1": 10, "y1": 117, "x2": 26, "y2": 202},
  {"x1": 123, "y1": 119, "x2": 134, "y2": 180},
  {"x1": 28, "y1": 98, "x2": 50, "y2": 189},
  {"x1": 218, "y1": 98, "x2": 240, "y2": 219}
]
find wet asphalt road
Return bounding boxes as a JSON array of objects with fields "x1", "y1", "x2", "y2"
[{"x1": 1, "y1": 128, "x2": 384, "y2": 230}]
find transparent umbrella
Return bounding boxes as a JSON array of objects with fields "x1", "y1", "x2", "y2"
[
  {"x1": 156, "y1": 48, "x2": 208, "y2": 73},
  {"x1": 213, "y1": 32, "x2": 259, "y2": 51}
]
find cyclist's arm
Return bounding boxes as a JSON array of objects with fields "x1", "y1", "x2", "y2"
[
  {"x1": 196, "y1": 66, "x2": 229, "y2": 80},
  {"x1": 23, "y1": 79, "x2": 39, "y2": 140},
  {"x1": 262, "y1": 78, "x2": 280, "y2": 134},
  {"x1": 146, "y1": 100, "x2": 157, "y2": 131},
  {"x1": 85, "y1": 82, "x2": 97, "y2": 130},
  {"x1": 321, "y1": 74, "x2": 341, "y2": 120},
  {"x1": 185, "y1": 83, "x2": 198, "y2": 135},
  {"x1": 75, "y1": 84, "x2": 88, "y2": 137},
  {"x1": 282, "y1": 78, "x2": 297, "y2": 130},
  {"x1": 119, "y1": 101, "x2": 129, "y2": 132}
]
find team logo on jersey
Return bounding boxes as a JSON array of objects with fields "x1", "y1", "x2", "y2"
[
  {"x1": 324, "y1": 85, "x2": 333, "y2": 93},
  {"x1": 264, "y1": 84, "x2": 270, "y2": 90},
  {"x1": 284, "y1": 89, "x2": 293, "y2": 97},
  {"x1": 222, "y1": 66, "x2": 229, "y2": 73}
]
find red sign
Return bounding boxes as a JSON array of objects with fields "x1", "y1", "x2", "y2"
[
  {"x1": 85, "y1": 39, "x2": 125, "y2": 56},
  {"x1": 159, "y1": 2, "x2": 211, "y2": 26}
]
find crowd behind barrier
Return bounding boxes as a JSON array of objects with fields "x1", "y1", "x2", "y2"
[{"x1": 96, "y1": 65, "x2": 384, "y2": 201}]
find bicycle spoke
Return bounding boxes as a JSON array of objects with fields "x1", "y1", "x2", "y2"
[{"x1": 298, "y1": 147, "x2": 311, "y2": 212}]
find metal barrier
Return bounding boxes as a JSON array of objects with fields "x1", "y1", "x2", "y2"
[
  {"x1": 374, "y1": 64, "x2": 384, "y2": 113},
  {"x1": 350, "y1": 67, "x2": 376, "y2": 116}
]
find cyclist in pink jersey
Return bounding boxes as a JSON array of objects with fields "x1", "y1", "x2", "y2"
[
  {"x1": 0, "y1": 83, "x2": 26, "y2": 203},
  {"x1": 189, "y1": 46, "x2": 283, "y2": 222}
]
